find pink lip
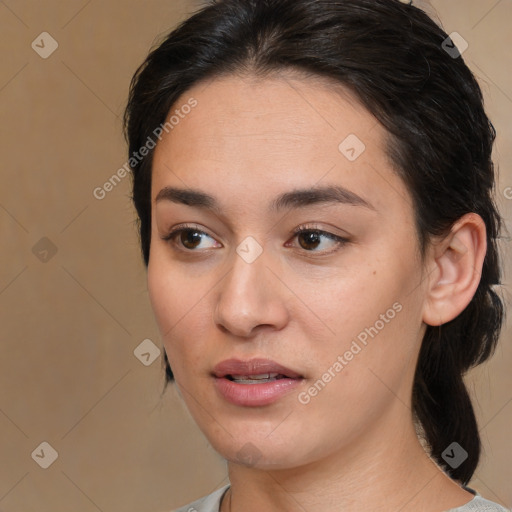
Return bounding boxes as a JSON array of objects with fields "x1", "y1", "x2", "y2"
[
  {"x1": 212, "y1": 358, "x2": 302, "y2": 379},
  {"x1": 212, "y1": 358, "x2": 304, "y2": 407}
]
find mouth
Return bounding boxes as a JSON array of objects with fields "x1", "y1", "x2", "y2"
[
  {"x1": 212, "y1": 358, "x2": 305, "y2": 406},
  {"x1": 224, "y1": 373, "x2": 292, "y2": 384},
  {"x1": 212, "y1": 357, "x2": 303, "y2": 381}
]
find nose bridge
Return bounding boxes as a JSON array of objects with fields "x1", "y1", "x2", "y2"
[{"x1": 214, "y1": 237, "x2": 287, "y2": 336}]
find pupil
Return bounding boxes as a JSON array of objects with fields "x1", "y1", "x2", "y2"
[
  {"x1": 299, "y1": 231, "x2": 320, "y2": 250},
  {"x1": 182, "y1": 230, "x2": 202, "y2": 249}
]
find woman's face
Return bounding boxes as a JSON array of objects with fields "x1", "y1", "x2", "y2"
[{"x1": 148, "y1": 73, "x2": 429, "y2": 469}]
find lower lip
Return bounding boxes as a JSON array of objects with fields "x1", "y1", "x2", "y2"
[{"x1": 213, "y1": 376, "x2": 303, "y2": 406}]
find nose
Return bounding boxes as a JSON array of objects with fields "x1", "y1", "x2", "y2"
[{"x1": 213, "y1": 246, "x2": 289, "y2": 338}]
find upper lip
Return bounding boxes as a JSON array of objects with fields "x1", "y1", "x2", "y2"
[{"x1": 212, "y1": 358, "x2": 303, "y2": 379}]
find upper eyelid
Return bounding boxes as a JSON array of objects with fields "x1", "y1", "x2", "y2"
[
  {"x1": 162, "y1": 223, "x2": 342, "y2": 238},
  {"x1": 162, "y1": 224, "x2": 348, "y2": 250}
]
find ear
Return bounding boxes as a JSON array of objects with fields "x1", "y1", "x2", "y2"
[{"x1": 422, "y1": 213, "x2": 487, "y2": 326}]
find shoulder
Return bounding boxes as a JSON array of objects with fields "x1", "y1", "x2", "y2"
[
  {"x1": 168, "y1": 487, "x2": 509, "y2": 512},
  {"x1": 447, "y1": 495, "x2": 510, "y2": 511},
  {"x1": 170, "y1": 485, "x2": 230, "y2": 512}
]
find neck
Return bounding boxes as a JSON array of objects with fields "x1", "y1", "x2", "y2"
[{"x1": 222, "y1": 404, "x2": 473, "y2": 512}]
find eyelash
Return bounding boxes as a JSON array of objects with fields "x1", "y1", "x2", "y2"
[{"x1": 160, "y1": 223, "x2": 349, "y2": 256}]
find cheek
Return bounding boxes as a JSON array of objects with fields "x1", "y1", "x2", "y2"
[
  {"x1": 294, "y1": 260, "x2": 397, "y2": 344},
  {"x1": 299, "y1": 247, "x2": 423, "y2": 383},
  {"x1": 295, "y1": 301, "x2": 420, "y2": 445},
  {"x1": 147, "y1": 242, "x2": 201, "y2": 330},
  {"x1": 147, "y1": 256, "x2": 188, "y2": 364},
  {"x1": 147, "y1": 254, "x2": 213, "y2": 373},
  {"x1": 147, "y1": 257, "x2": 175, "y2": 333}
]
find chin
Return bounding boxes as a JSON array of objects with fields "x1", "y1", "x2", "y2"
[{"x1": 205, "y1": 431, "x2": 315, "y2": 471}]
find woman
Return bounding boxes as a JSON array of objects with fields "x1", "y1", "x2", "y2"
[{"x1": 123, "y1": 0, "x2": 508, "y2": 510}]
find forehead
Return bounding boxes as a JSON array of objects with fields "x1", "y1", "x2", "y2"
[
  {"x1": 151, "y1": 73, "x2": 411, "y2": 216},
  {"x1": 155, "y1": 72, "x2": 379, "y2": 155}
]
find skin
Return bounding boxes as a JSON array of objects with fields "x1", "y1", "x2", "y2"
[{"x1": 148, "y1": 72, "x2": 486, "y2": 512}]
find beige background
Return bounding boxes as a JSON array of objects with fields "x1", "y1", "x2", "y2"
[{"x1": 0, "y1": 1, "x2": 510, "y2": 510}]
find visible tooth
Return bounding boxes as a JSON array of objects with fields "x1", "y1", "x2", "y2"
[
  {"x1": 233, "y1": 373, "x2": 279, "y2": 380},
  {"x1": 230, "y1": 372, "x2": 282, "y2": 383}
]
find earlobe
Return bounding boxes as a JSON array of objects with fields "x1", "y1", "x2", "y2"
[{"x1": 422, "y1": 213, "x2": 487, "y2": 326}]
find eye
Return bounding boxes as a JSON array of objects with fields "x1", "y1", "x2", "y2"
[
  {"x1": 286, "y1": 224, "x2": 349, "y2": 255},
  {"x1": 161, "y1": 223, "x2": 349, "y2": 255},
  {"x1": 161, "y1": 224, "x2": 220, "y2": 251}
]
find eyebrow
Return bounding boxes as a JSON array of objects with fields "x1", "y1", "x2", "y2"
[{"x1": 155, "y1": 184, "x2": 375, "y2": 213}]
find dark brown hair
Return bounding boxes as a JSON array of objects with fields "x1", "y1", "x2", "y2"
[{"x1": 123, "y1": 0, "x2": 504, "y2": 485}]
